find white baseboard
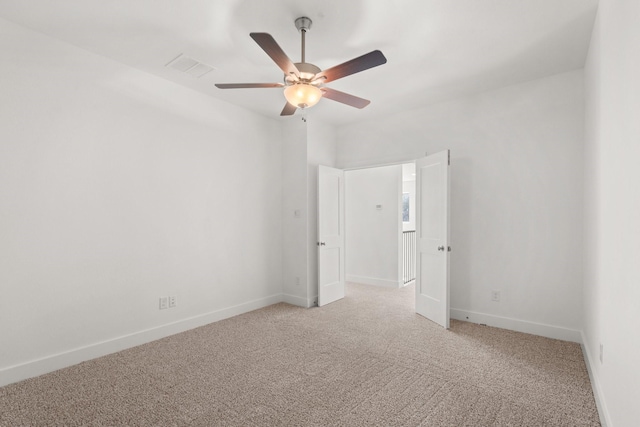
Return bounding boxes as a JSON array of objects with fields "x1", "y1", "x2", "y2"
[
  {"x1": 0, "y1": 293, "x2": 283, "y2": 388},
  {"x1": 347, "y1": 275, "x2": 401, "y2": 288},
  {"x1": 580, "y1": 332, "x2": 611, "y2": 427},
  {"x1": 450, "y1": 308, "x2": 582, "y2": 343},
  {"x1": 282, "y1": 293, "x2": 309, "y2": 308}
]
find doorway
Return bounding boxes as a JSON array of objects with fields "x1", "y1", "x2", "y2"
[
  {"x1": 318, "y1": 151, "x2": 451, "y2": 328},
  {"x1": 344, "y1": 163, "x2": 415, "y2": 290},
  {"x1": 401, "y1": 163, "x2": 417, "y2": 286}
]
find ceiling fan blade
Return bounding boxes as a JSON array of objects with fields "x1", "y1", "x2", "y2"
[
  {"x1": 215, "y1": 83, "x2": 284, "y2": 89},
  {"x1": 280, "y1": 102, "x2": 297, "y2": 116},
  {"x1": 321, "y1": 87, "x2": 371, "y2": 109},
  {"x1": 250, "y1": 33, "x2": 300, "y2": 78},
  {"x1": 316, "y1": 50, "x2": 387, "y2": 83}
]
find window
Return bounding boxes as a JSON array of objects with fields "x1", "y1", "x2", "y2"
[{"x1": 402, "y1": 192, "x2": 410, "y2": 222}]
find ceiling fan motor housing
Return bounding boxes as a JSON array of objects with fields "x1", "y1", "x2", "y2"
[{"x1": 285, "y1": 62, "x2": 321, "y2": 84}]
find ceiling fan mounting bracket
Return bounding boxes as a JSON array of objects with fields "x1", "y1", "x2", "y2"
[{"x1": 294, "y1": 17, "x2": 312, "y2": 33}]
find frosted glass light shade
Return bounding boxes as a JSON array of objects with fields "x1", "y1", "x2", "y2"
[{"x1": 284, "y1": 83, "x2": 322, "y2": 109}]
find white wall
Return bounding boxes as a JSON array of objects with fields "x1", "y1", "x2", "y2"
[
  {"x1": 281, "y1": 119, "x2": 308, "y2": 307},
  {"x1": 0, "y1": 18, "x2": 283, "y2": 385},
  {"x1": 337, "y1": 70, "x2": 585, "y2": 341},
  {"x1": 583, "y1": 0, "x2": 640, "y2": 425},
  {"x1": 346, "y1": 165, "x2": 402, "y2": 288},
  {"x1": 306, "y1": 119, "x2": 337, "y2": 304}
]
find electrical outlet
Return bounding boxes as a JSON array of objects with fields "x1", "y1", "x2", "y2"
[
  {"x1": 491, "y1": 290, "x2": 501, "y2": 302},
  {"x1": 168, "y1": 295, "x2": 177, "y2": 308},
  {"x1": 159, "y1": 297, "x2": 168, "y2": 310},
  {"x1": 599, "y1": 343, "x2": 604, "y2": 363}
]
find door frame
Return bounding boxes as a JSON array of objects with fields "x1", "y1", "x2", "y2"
[{"x1": 322, "y1": 154, "x2": 451, "y2": 327}]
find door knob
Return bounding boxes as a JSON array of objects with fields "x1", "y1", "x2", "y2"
[{"x1": 437, "y1": 246, "x2": 445, "y2": 251}]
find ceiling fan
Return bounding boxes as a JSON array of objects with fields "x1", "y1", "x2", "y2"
[{"x1": 215, "y1": 16, "x2": 387, "y2": 116}]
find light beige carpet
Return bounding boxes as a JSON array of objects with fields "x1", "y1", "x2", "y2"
[{"x1": 0, "y1": 283, "x2": 599, "y2": 426}]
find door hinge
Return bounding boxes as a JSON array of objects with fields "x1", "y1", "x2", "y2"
[{"x1": 448, "y1": 151, "x2": 450, "y2": 165}]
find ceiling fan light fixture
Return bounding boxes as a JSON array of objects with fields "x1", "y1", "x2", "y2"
[{"x1": 284, "y1": 83, "x2": 322, "y2": 109}]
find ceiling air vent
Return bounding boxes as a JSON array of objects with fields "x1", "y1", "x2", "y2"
[{"x1": 165, "y1": 54, "x2": 214, "y2": 78}]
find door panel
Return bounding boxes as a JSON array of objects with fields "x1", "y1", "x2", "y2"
[
  {"x1": 320, "y1": 247, "x2": 340, "y2": 286},
  {"x1": 415, "y1": 151, "x2": 450, "y2": 328},
  {"x1": 321, "y1": 176, "x2": 340, "y2": 239},
  {"x1": 318, "y1": 165, "x2": 345, "y2": 306}
]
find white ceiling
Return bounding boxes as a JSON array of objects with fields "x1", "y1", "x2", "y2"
[{"x1": 0, "y1": 0, "x2": 598, "y2": 127}]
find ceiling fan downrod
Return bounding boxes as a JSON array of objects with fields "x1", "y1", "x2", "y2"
[{"x1": 295, "y1": 17, "x2": 312, "y2": 64}]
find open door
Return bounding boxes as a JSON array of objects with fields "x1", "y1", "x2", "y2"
[
  {"x1": 415, "y1": 150, "x2": 450, "y2": 328},
  {"x1": 317, "y1": 165, "x2": 345, "y2": 306}
]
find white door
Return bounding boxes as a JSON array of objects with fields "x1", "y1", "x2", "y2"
[
  {"x1": 318, "y1": 165, "x2": 345, "y2": 306},
  {"x1": 415, "y1": 150, "x2": 450, "y2": 328}
]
